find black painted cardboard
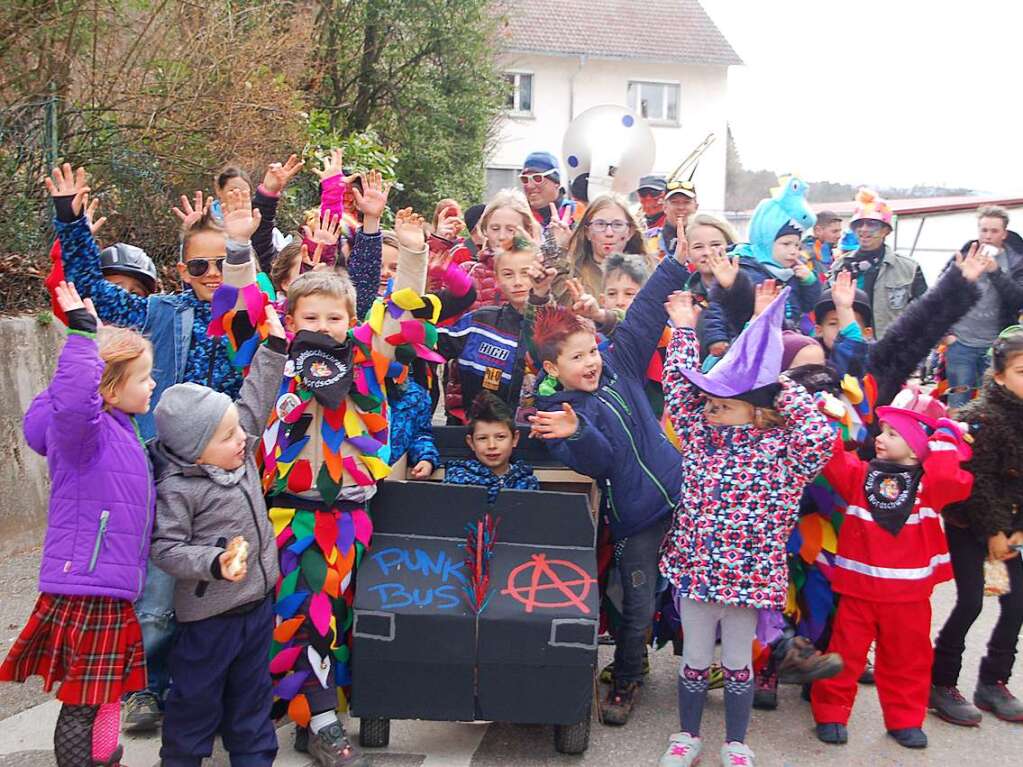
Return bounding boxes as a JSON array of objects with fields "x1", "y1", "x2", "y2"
[{"x1": 351, "y1": 482, "x2": 597, "y2": 724}]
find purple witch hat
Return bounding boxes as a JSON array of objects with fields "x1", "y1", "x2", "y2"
[{"x1": 682, "y1": 287, "x2": 790, "y2": 406}]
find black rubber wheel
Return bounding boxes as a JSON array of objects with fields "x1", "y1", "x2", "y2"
[
  {"x1": 554, "y1": 706, "x2": 591, "y2": 755},
  {"x1": 359, "y1": 717, "x2": 391, "y2": 748}
]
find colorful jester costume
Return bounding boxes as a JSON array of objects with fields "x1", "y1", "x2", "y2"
[
  {"x1": 211, "y1": 238, "x2": 441, "y2": 726},
  {"x1": 783, "y1": 373, "x2": 877, "y2": 648}
]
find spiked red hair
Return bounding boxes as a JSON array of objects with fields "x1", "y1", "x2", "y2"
[{"x1": 533, "y1": 305, "x2": 597, "y2": 364}]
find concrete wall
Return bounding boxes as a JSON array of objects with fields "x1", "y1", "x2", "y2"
[
  {"x1": 0, "y1": 315, "x2": 63, "y2": 553},
  {"x1": 491, "y1": 54, "x2": 731, "y2": 214}
]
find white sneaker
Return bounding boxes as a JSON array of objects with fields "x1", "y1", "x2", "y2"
[
  {"x1": 659, "y1": 732, "x2": 702, "y2": 766},
  {"x1": 721, "y1": 741, "x2": 754, "y2": 766}
]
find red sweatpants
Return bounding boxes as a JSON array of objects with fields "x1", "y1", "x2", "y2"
[{"x1": 811, "y1": 595, "x2": 932, "y2": 730}]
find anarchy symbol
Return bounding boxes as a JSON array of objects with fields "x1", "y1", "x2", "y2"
[{"x1": 501, "y1": 553, "x2": 595, "y2": 614}]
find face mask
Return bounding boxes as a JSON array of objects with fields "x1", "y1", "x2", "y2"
[{"x1": 288, "y1": 330, "x2": 354, "y2": 410}]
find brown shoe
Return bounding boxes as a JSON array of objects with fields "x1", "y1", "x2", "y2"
[
  {"x1": 777, "y1": 636, "x2": 844, "y2": 684},
  {"x1": 600, "y1": 681, "x2": 640, "y2": 726}
]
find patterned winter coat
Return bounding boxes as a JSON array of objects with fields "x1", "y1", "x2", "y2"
[
  {"x1": 659, "y1": 328, "x2": 833, "y2": 610},
  {"x1": 444, "y1": 459, "x2": 539, "y2": 503}
]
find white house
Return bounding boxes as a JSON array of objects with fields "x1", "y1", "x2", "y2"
[{"x1": 489, "y1": 0, "x2": 741, "y2": 214}]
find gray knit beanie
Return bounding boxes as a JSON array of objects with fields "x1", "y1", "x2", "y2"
[{"x1": 154, "y1": 383, "x2": 234, "y2": 463}]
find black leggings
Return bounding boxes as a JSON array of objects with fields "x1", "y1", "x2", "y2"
[{"x1": 932, "y1": 524, "x2": 1023, "y2": 687}]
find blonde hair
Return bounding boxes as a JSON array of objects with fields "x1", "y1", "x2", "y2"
[
  {"x1": 381, "y1": 230, "x2": 400, "y2": 251},
  {"x1": 98, "y1": 327, "x2": 152, "y2": 405},
  {"x1": 685, "y1": 212, "x2": 739, "y2": 245},
  {"x1": 567, "y1": 194, "x2": 650, "y2": 296},
  {"x1": 179, "y1": 209, "x2": 226, "y2": 260},
  {"x1": 286, "y1": 270, "x2": 357, "y2": 318},
  {"x1": 479, "y1": 189, "x2": 540, "y2": 243},
  {"x1": 977, "y1": 205, "x2": 1010, "y2": 229}
]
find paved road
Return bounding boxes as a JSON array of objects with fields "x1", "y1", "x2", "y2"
[{"x1": 0, "y1": 546, "x2": 1019, "y2": 766}]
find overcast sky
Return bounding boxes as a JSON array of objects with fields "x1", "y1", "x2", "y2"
[{"x1": 700, "y1": 0, "x2": 1023, "y2": 194}]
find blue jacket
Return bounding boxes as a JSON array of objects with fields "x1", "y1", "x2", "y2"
[
  {"x1": 388, "y1": 380, "x2": 440, "y2": 469},
  {"x1": 55, "y1": 216, "x2": 241, "y2": 440},
  {"x1": 56, "y1": 214, "x2": 383, "y2": 439},
  {"x1": 444, "y1": 458, "x2": 539, "y2": 503},
  {"x1": 535, "y1": 256, "x2": 686, "y2": 541}
]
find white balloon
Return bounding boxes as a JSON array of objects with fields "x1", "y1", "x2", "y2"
[{"x1": 562, "y1": 105, "x2": 656, "y2": 200}]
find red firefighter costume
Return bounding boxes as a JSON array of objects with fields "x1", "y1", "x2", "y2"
[{"x1": 811, "y1": 425, "x2": 973, "y2": 730}]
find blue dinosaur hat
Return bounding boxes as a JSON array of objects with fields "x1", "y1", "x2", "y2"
[{"x1": 743, "y1": 176, "x2": 817, "y2": 267}]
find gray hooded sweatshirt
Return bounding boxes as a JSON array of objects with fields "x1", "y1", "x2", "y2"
[{"x1": 149, "y1": 341, "x2": 286, "y2": 623}]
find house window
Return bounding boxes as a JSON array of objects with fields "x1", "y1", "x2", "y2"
[
  {"x1": 485, "y1": 167, "x2": 520, "y2": 199},
  {"x1": 505, "y1": 72, "x2": 533, "y2": 115},
  {"x1": 627, "y1": 81, "x2": 679, "y2": 124}
]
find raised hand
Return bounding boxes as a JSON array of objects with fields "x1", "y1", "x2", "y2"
[
  {"x1": 664, "y1": 290, "x2": 701, "y2": 329},
  {"x1": 261, "y1": 153, "x2": 304, "y2": 195},
  {"x1": 527, "y1": 256, "x2": 557, "y2": 299},
  {"x1": 428, "y1": 243, "x2": 454, "y2": 276},
  {"x1": 435, "y1": 205, "x2": 465, "y2": 241},
  {"x1": 673, "y1": 224, "x2": 689, "y2": 266},
  {"x1": 352, "y1": 169, "x2": 389, "y2": 221},
  {"x1": 394, "y1": 207, "x2": 426, "y2": 251},
  {"x1": 955, "y1": 242, "x2": 991, "y2": 283},
  {"x1": 222, "y1": 188, "x2": 261, "y2": 242},
  {"x1": 753, "y1": 278, "x2": 781, "y2": 317},
  {"x1": 529, "y1": 403, "x2": 579, "y2": 440},
  {"x1": 54, "y1": 281, "x2": 86, "y2": 314},
  {"x1": 566, "y1": 277, "x2": 602, "y2": 321},
  {"x1": 44, "y1": 163, "x2": 90, "y2": 217},
  {"x1": 303, "y1": 210, "x2": 343, "y2": 247},
  {"x1": 315, "y1": 148, "x2": 345, "y2": 180},
  {"x1": 547, "y1": 203, "x2": 572, "y2": 249},
  {"x1": 264, "y1": 305, "x2": 286, "y2": 340},
  {"x1": 84, "y1": 195, "x2": 108, "y2": 236},
  {"x1": 708, "y1": 251, "x2": 739, "y2": 290},
  {"x1": 172, "y1": 191, "x2": 212, "y2": 230}
]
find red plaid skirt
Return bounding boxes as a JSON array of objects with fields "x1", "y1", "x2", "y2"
[{"x1": 0, "y1": 593, "x2": 146, "y2": 705}]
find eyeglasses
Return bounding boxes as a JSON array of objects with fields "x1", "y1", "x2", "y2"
[
  {"x1": 184, "y1": 257, "x2": 226, "y2": 277},
  {"x1": 587, "y1": 219, "x2": 629, "y2": 233},
  {"x1": 851, "y1": 220, "x2": 885, "y2": 234},
  {"x1": 637, "y1": 189, "x2": 663, "y2": 198},
  {"x1": 519, "y1": 169, "x2": 557, "y2": 185}
]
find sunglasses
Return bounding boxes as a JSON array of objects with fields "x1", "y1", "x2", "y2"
[
  {"x1": 851, "y1": 220, "x2": 885, "y2": 234},
  {"x1": 184, "y1": 257, "x2": 226, "y2": 277},
  {"x1": 637, "y1": 189, "x2": 663, "y2": 198},
  {"x1": 586, "y1": 219, "x2": 629, "y2": 233},
  {"x1": 519, "y1": 169, "x2": 557, "y2": 185}
]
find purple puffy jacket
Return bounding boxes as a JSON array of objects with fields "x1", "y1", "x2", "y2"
[{"x1": 24, "y1": 331, "x2": 155, "y2": 601}]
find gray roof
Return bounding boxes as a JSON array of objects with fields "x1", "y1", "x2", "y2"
[{"x1": 498, "y1": 0, "x2": 742, "y2": 66}]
